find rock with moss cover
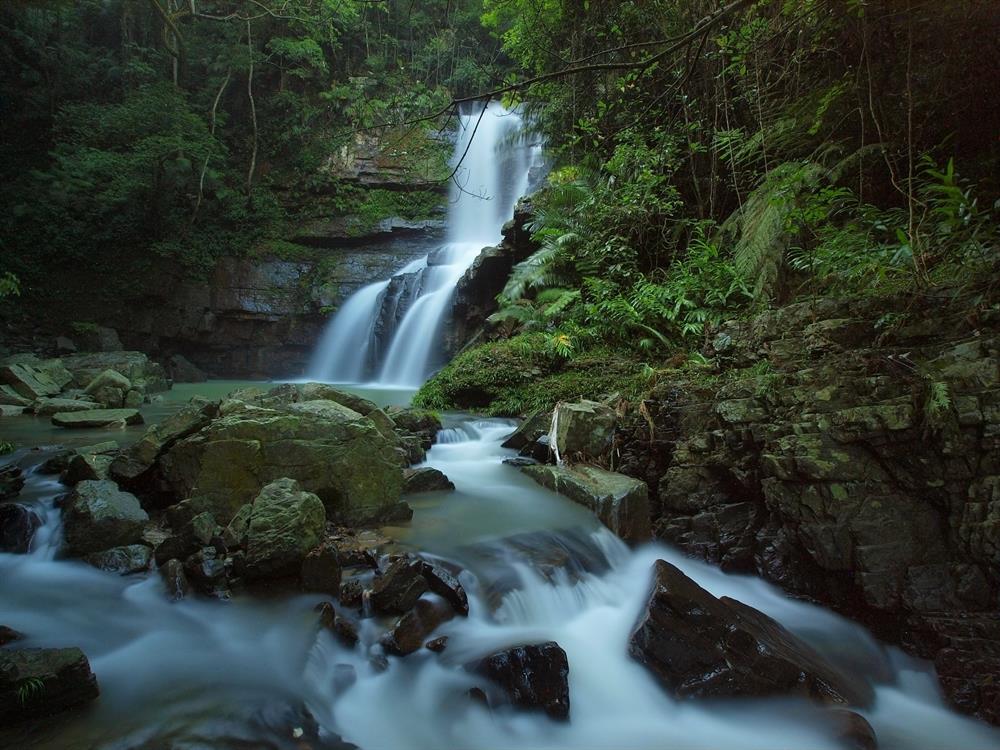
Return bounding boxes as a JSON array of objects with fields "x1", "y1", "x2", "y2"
[
  {"x1": 63, "y1": 480, "x2": 149, "y2": 555},
  {"x1": 0, "y1": 362, "x2": 63, "y2": 400},
  {"x1": 84, "y1": 368, "x2": 132, "y2": 408},
  {"x1": 299, "y1": 382, "x2": 378, "y2": 415},
  {"x1": 244, "y1": 479, "x2": 326, "y2": 580},
  {"x1": 32, "y1": 397, "x2": 102, "y2": 416},
  {"x1": 156, "y1": 391, "x2": 405, "y2": 524},
  {"x1": 109, "y1": 402, "x2": 215, "y2": 485},
  {"x1": 0, "y1": 647, "x2": 100, "y2": 723},
  {"x1": 61, "y1": 351, "x2": 169, "y2": 394},
  {"x1": 521, "y1": 464, "x2": 650, "y2": 544}
]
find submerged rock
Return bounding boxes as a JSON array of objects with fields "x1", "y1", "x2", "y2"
[
  {"x1": 0, "y1": 503, "x2": 41, "y2": 553},
  {"x1": 63, "y1": 480, "x2": 149, "y2": 555},
  {"x1": 244, "y1": 479, "x2": 326, "y2": 580},
  {"x1": 402, "y1": 467, "x2": 455, "y2": 494},
  {"x1": 475, "y1": 642, "x2": 570, "y2": 721},
  {"x1": 628, "y1": 560, "x2": 873, "y2": 706},
  {"x1": 0, "y1": 647, "x2": 100, "y2": 723},
  {"x1": 51, "y1": 408, "x2": 143, "y2": 429},
  {"x1": 521, "y1": 464, "x2": 651, "y2": 544}
]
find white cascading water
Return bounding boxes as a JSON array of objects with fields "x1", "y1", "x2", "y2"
[
  {"x1": 307, "y1": 102, "x2": 538, "y2": 387},
  {"x1": 3, "y1": 427, "x2": 999, "y2": 750}
]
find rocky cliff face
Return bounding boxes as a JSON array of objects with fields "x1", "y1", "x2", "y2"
[
  {"x1": 615, "y1": 291, "x2": 1000, "y2": 722},
  {"x1": 109, "y1": 233, "x2": 441, "y2": 379},
  {"x1": 444, "y1": 197, "x2": 539, "y2": 356}
]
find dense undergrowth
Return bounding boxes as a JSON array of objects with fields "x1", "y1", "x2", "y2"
[{"x1": 417, "y1": 0, "x2": 999, "y2": 415}]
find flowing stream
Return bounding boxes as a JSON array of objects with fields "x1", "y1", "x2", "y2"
[
  {"x1": 308, "y1": 103, "x2": 539, "y2": 387},
  {"x1": 2, "y1": 421, "x2": 999, "y2": 749}
]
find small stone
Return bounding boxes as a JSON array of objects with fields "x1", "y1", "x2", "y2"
[
  {"x1": 426, "y1": 636, "x2": 449, "y2": 653},
  {"x1": 402, "y1": 467, "x2": 455, "y2": 494},
  {"x1": 476, "y1": 642, "x2": 570, "y2": 721},
  {"x1": 382, "y1": 598, "x2": 455, "y2": 656},
  {"x1": 315, "y1": 602, "x2": 359, "y2": 647},
  {"x1": 84, "y1": 544, "x2": 152, "y2": 575}
]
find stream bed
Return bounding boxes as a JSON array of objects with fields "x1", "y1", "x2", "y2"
[{"x1": 2, "y1": 389, "x2": 999, "y2": 750}]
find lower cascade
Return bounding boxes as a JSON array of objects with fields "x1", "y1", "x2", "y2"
[
  {"x1": 2, "y1": 420, "x2": 998, "y2": 749},
  {"x1": 308, "y1": 103, "x2": 540, "y2": 388}
]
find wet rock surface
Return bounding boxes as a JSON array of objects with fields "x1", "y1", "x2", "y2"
[
  {"x1": 521, "y1": 464, "x2": 651, "y2": 544},
  {"x1": 63, "y1": 480, "x2": 149, "y2": 556},
  {"x1": 475, "y1": 641, "x2": 570, "y2": 721},
  {"x1": 614, "y1": 293, "x2": 1000, "y2": 721},
  {"x1": 0, "y1": 503, "x2": 41, "y2": 553},
  {"x1": 0, "y1": 647, "x2": 100, "y2": 723},
  {"x1": 402, "y1": 466, "x2": 455, "y2": 494},
  {"x1": 629, "y1": 560, "x2": 872, "y2": 706}
]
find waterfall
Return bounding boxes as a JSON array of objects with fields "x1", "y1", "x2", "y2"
[{"x1": 307, "y1": 102, "x2": 538, "y2": 386}]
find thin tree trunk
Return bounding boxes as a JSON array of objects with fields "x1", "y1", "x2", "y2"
[
  {"x1": 191, "y1": 68, "x2": 231, "y2": 227},
  {"x1": 246, "y1": 18, "x2": 258, "y2": 204}
]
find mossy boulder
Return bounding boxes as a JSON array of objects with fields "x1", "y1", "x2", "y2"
[
  {"x1": 63, "y1": 480, "x2": 149, "y2": 555},
  {"x1": 521, "y1": 464, "x2": 651, "y2": 544},
  {"x1": 244, "y1": 478, "x2": 326, "y2": 580},
  {"x1": 157, "y1": 401, "x2": 405, "y2": 524},
  {"x1": 0, "y1": 647, "x2": 100, "y2": 723},
  {"x1": 84, "y1": 368, "x2": 132, "y2": 408}
]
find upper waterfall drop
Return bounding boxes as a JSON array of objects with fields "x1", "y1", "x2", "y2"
[{"x1": 307, "y1": 103, "x2": 537, "y2": 386}]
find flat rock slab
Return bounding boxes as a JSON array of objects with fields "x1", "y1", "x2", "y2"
[
  {"x1": 521, "y1": 464, "x2": 651, "y2": 543},
  {"x1": 52, "y1": 408, "x2": 143, "y2": 428},
  {"x1": 33, "y1": 398, "x2": 102, "y2": 416}
]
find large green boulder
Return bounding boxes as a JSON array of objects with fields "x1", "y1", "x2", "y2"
[
  {"x1": 550, "y1": 399, "x2": 616, "y2": 461},
  {"x1": 521, "y1": 464, "x2": 651, "y2": 544},
  {"x1": 110, "y1": 403, "x2": 215, "y2": 484},
  {"x1": 158, "y1": 405, "x2": 405, "y2": 524},
  {"x1": 0, "y1": 363, "x2": 62, "y2": 399},
  {"x1": 84, "y1": 368, "x2": 132, "y2": 408},
  {"x1": 63, "y1": 479, "x2": 149, "y2": 555},
  {"x1": 244, "y1": 478, "x2": 326, "y2": 579}
]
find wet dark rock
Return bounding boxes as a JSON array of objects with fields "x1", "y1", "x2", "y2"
[
  {"x1": 379, "y1": 501, "x2": 414, "y2": 523},
  {"x1": 550, "y1": 399, "x2": 617, "y2": 460},
  {"x1": 518, "y1": 434, "x2": 552, "y2": 463},
  {"x1": 168, "y1": 353, "x2": 207, "y2": 383},
  {"x1": 84, "y1": 544, "x2": 152, "y2": 575},
  {"x1": 63, "y1": 451, "x2": 116, "y2": 484},
  {"x1": 502, "y1": 456, "x2": 538, "y2": 468},
  {"x1": 420, "y1": 561, "x2": 469, "y2": 616},
  {"x1": 628, "y1": 560, "x2": 872, "y2": 706},
  {"x1": 828, "y1": 708, "x2": 878, "y2": 750},
  {"x1": 426, "y1": 636, "x2": 449, "y2": 653},
  {"x1": 382, "y1": 598, "x2": 455, "y2": 656},
  {"x1": 0, "y1": 626, "x2": 24, "y2": 646},
  {"x1": 0, "y1": 503, "x2": 41, "y2": 553},
  {"x1": 153, "y1": 534, "x2": 195, "y2": 568},
  {"x1": 501, "y1": 410, "x2": 551, "y2": 451},
  {"x1": 302, "y1": 542, "x2": 342, "y2": 595},
  {"x1": 334, "y1": 530, "x2": 390, "y2": 568},
  {"x1": 385, "y1": 407, "x2": 442, "y2": 449},
  {"x1": 475, "y1": 641, "x2": 570, "y2": 721},
  {"x1": 0, "y1": 463, "x2": 26, "y2": 501},
  {"x1": 340, "y1": 579, "x2": 364, "y2": 609},
  {"x1": 370, "y1": 556, "x2": 428, "y2": 615},
  {"x1": 62, "y1": 479, "x2": 148, "y2": 557},
  {"x1": 38, "y1": 450, "x2": 75, "y2": 475},
  {"x1": 402, "y1": 467, "x2": 455, "y2": 494},
  {"x1": 0, "y1": 647, "x2": 100, "y2": 723},
  {"x1": 315, "y1": 602, "x2": 359, "y2": 647},
  {"x1": 160, "y1": 558, "x2": 190, "y2": 601},
  {"x1": 184, "y1": 547, "x2": 228, "y2": 593}
]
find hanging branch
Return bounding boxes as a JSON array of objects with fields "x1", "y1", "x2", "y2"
[
  {"x1": 246, "y1": 18, "x2": 258, "y2": 204},
  {"x1": 191, "y1": 68, "x2": 232, "y2": 227}
]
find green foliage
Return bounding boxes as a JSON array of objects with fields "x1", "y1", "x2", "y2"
[
  {"x1": 0, "y1": 441, "x2": 14, "y2": 456},
  {"x1": 16, "y1": 677, "x2": 45, "y2": 706},
  {"x1": 414, "y1": 335, "x2": 644, "y2": 416},
  {"x1": 0, "y1": 272, "x2": 19, "y2": 299}
]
